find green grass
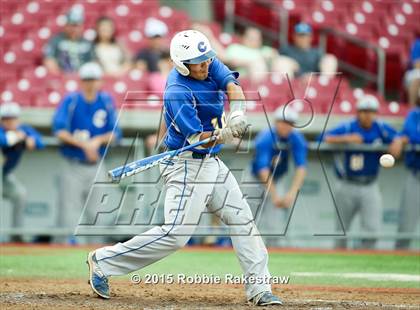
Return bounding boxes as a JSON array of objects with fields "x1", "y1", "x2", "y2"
[{"x1": 1, "y1": 247, "x2": 419, "y2": 288}]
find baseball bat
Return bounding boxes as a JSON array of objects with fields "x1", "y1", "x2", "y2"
[{"x1": 108, "y1": 136, "x2": 216, "y2": 182}]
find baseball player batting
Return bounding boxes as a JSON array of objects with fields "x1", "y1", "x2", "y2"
[{"x1": 87, "y1": 30, "x2": 282, "y2": 306}]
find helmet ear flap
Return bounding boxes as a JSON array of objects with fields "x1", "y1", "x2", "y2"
[{"x1": 173, "y1": 58, "x2": 189, "y2": 76}]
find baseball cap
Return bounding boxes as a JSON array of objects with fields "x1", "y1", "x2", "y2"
[
  {"x1": 356, "y1": 95, "x2": 379, "y2": 111},
  {"x1": 144, "y1": 17, "x2": 168, "y2": 38},
  {"x1": 0, "y1": 102, "x2": 21, "y2": 119},
  {"x1": 294, "y1": 22, "x2": 312, "y2": 34},
  {"x1": 66, "y1": 5, "x2": 84, "y2": 25},
  {"x1": 79, "y1": 62, "x2": 103, "y2": 80},
  {"x1": 274, "y1": 105, "x2": 299, "y2": 124}
]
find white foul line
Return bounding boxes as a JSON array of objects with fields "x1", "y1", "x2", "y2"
[{"x1": 291, "y1": 272, "x2": 420, "y2": 282}]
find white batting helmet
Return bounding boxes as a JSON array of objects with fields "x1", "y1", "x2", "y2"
[{"x1": 170, "y1": 30, "x2": 216, "y2": 76}]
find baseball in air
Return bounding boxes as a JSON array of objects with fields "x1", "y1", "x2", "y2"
[{"x1": 380, "y1": 154, "x2": 395, "y2": 168}]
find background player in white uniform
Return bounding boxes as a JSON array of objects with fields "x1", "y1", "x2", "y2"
[
  {"x1": 87, "y1": 30, "x2": 282, "y2": 306},
  {"x1": 322, "y1": 95, "x2": 397, "y2": 249},
  {"x1": 249, "y1": 105, "x2": 307, "y2": 247},
  {"x1": 389, "y1": 101, "x2": 420, "y2": 249}
]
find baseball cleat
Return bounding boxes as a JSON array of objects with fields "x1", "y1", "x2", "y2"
[
  {"x1": 251, "y1": 291, "x2": 283, "y2": 306},
  {"x1": 87, "y1": 251, "x2": 110, "y2": 299}
]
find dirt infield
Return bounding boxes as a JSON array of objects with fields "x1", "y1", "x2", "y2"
[{"x1": 1, "y1": 278, "x2": 419, "y2": 309}]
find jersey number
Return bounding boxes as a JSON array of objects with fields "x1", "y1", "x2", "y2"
[
  {"x1": 211, "y1": 112, "x2": 227, "y2": 130},
  {"x1": 350, "y1": 154, "x2": 364, "y2": 171}
]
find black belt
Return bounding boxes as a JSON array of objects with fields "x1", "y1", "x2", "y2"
[
  {"x1": 342, "y1": 176, "x2": 377, "y2": 185},
  {"x1": 191, "y1": 152, "x2": 218, "y2": 159},
  {"x1": 168, "y1": 148, "x2": 218, "y2": 159}
]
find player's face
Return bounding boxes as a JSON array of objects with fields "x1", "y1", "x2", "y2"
[
  {"x1": 81, "y1": 79, "x2": 102, "y2": 94},
  {"x1": 276, "y1": 120, "x2": 293, "y2": 137},
  {"x1": 1, "y1": 117, "x2": 19, "y2": 131},
  {"x1": 188, "y1": 59, "x2": 211, "y2": 80},
  {"x1": 357, "y1": 110, "x2": 377, "y2": 128}
]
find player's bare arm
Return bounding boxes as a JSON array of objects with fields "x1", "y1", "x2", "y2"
[
  {"x1": 55, "y1": 130, "x2": 85, "y2": 149},
  {"x1": 257, "y1": 168, "x2": 282, "y2": 207},
  {"x1": 388, "y1": 136, "x2": 409, "y2": 159},
  {"x1": 281, "y1": 166, "x2": 306, "y2": 208},
  {"x1": 90, "y1": 132, "x2": 117, "y2": 147}
]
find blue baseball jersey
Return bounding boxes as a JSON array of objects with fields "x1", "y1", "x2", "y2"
[
  {"x1": 163, "y1": 57, "x2": 239, "y2": 154},
  {"x1": 251, "y1": 127, "x2": 307, "y2": 180},
  {"x1": 52, "y1": 91, "x2": 121, "y2": 162},
  {"x1": 400, "y1": 107, "x2": 420, "y2": 171},
  {"x1": 325, "y1": 119, "x2": 397, "y2": 178},
  {"x1": 0, "y1": 124, "x2": 44, "y2": 176}
]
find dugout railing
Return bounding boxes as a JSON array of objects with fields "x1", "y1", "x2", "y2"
[{"x1": 1, "y1": 138, "x2": 418, "y2": 246}]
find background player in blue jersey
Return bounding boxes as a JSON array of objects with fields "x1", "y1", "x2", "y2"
[
  {"x1": 1, "y1": 102, "x2": 44, "y2": 242},
  {"x1": 52, "y1": 62, "x2": 121, "y2": 244},
  {"x1": 250, "y1": 105, "x2": 307, "y2": 246},
  {"x1": 323, "y1": 95, "x2": 397, "y2": 249},
  {"x1": 87, "y1": 30, "x2": 282, "y2": 306},
  {"x1": 389, "y1": 101, "x2": 420, "y2": 249}
]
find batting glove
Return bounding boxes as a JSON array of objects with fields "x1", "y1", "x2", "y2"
[
  {"x1": 228, "y1": 111, "x2": 248, "y2": 137},
  {"x1": 214, "y1": 127, "x2": 234, "y2": 144}
]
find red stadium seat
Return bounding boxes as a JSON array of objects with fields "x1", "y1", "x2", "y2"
[
  {"x1": 2, "y1": 11, "x2": 39, "y2": 33},
  {"x1": 157, "y1": 7, "x2": 191, "y2": 32},
  {"x1": 1, "y1": 83, "x2": 37, "y2": 107},
  {"x1": 378, "y1": 100, "x2": 411, "y2": 117},
  {"x1": 105, "y1": 0, "x2": 160, "y2": 15},
  {"x1": 20, "y1": 65, "x2": 64, "y2": 93},
  {"x1": 1, "y1": 49, "x2": 28, "y2": 73},
  {"x1": 33, "y1": 91, "x2": 63, "y2": 108},
  {"x1": 118, "y1": 30, "x2": 148, "y2": 54},
  {"x1": 102, "y1": 71, "x2": 150, "y2": 109}
]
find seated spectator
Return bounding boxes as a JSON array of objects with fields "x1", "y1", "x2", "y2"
[
  {"x1": 148, "y1": 51, "x2": 172, "y2": 93},
  {"x1": 225, "y1": 27, "x2": 279, "y2": 83},
  {"x1": 43, "y1": 5, "x2": 94, "y2": 74},
  {"x1": 1, "y1": 102, "x2": 44, "y2": 242},
  {"x1": 279, "y1": 23, "x2": 337, "y2": 78},
  {"x1": 135, "y1": 18, "x2": 168, "y2": 72},
  {"x1": 404, "y1": 38, "x2": 420, "y2": 106},
  {"x1": 93, "y1": 16, "x2": 131, "y2": 77}
]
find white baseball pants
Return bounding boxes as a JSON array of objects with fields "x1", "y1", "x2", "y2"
[{"x1": 95, "y1": 155, "x2": 272, "y2": 299}]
